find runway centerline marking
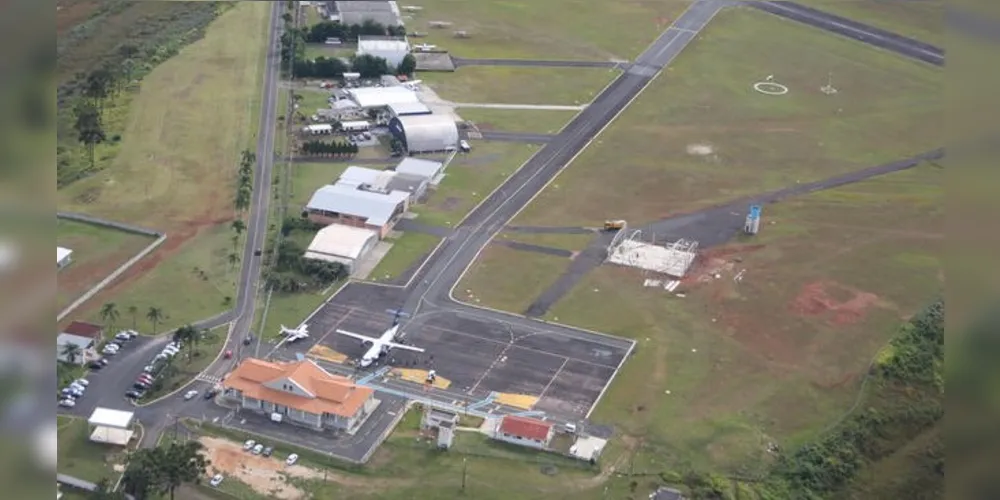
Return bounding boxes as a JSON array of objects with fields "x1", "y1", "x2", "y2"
[{"x1": 536, "y1": 358, "x2": 569, "y2": 403}]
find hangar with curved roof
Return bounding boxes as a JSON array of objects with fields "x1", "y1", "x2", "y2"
[
  {"x1": 303, "y1": 223, "x2": 380, "y2": 272},
  {"x1": 388, "y1": 114, "x2": 459, "y2": 153}
]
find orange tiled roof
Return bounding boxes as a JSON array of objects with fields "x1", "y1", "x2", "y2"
[
  {"x1": 499, "y1": 415, "x2": 552, "y2": 441},
  {"x1": 222, "y1": 358, "x2": 373, "y2": 417}
]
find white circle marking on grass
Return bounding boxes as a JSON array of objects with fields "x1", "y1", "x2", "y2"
[{"x1": 753, "y1": 81, "x2": 789, "y2": 96}]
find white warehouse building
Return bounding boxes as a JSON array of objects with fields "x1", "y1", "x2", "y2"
[
  {"x1": 303, "y1": 223, "x2": 379, "y2": 272},
  {"x1": 356, "y1": 36, "x2": 410, "y2": 68},
  {"x1": 346, "y1": 86, "x2": 420, "y2": 109},
  {"x1": 388, "y1": 114, "x2": 460, "y2": 153}
]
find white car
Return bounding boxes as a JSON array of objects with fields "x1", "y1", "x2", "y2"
[
  {"x1": 69, "y1": 383, "x2": 86, "y2": 393},
  {"x1": 209, "y1": 474, "x2": 223, "y2": 487},
  {"x1": 183, "y1": 390, "x2": 198, "y2": 400},
  {"x1": 252, "y1": 444, "x2": 264, "y2": 455},
  {"x1": 73, "y1": 379, "x2": 90, "y2": 387},
  {"x1": 58, "y1": 399, "x2": 75, "y2": 408},
  {"x1": 285, "y1": 453, "x2": 298, "y2": 466},
  {"x1": 459, "y1": 139, "x2": 471, "y2": 152},
  {"x1": 243, "y1": 440, "x2": 255, "y2": 451}
]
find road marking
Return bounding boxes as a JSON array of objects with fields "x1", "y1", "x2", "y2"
[{"x1": 536, "y1": 358, "x2": 569, "y2": 402}]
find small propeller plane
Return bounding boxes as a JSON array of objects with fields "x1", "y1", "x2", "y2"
[
  {"x1": 279, "y1": 324, "x2": 310, "y2": 343},
  {"x1": 335, "y1": 323, "x2": 425, "y2": 368}
]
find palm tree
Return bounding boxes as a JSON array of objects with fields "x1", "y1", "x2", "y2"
[
  {"x1": 231, "y1": 233, "x2": 240, "y2": 253},
  {"x1": 127, "y1": 305, "x2": 139, "y2": 330},
  {"x1": 231, "y1": 219, "x2": 246, "y2": 235},
  {"x1": 227, "y1": 252, "x2": 240, "y2": 271},
  {"x1": 61, "y1": 343, "x2": 83, "y2": 365},
  {"x1": 146, "y1": 307, "x2": 164, "y2": 334},
  {"x1": 100, "y1": 302, "x2": 120, "y2": 335}
]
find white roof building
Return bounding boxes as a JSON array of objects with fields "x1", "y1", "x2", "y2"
[
  {"x1": 333, "y1": 1, "x2": 403, "y2": 26},
  {"x1": 87, "y1": 408, "x2": 135, "y2": 446},
  {"x1": 57, "y1": 246, "x2": 72, "y2": 268},
  {"x1": 338, "y1": 166, "x2": 389, "y2": 187},
  {"x1": 395, "y1": 157, "x2": 444, "y2": 179},
  {"x1": 303, "y1": 224, "x2": 379, "y2": 270},
  {"x1": 389, "y1": 114, "x2": 460, "y2": 153},
  {"x1": 387, "y1": 101, "x2": 432, "y2": 118},
  {"x1": 306, "y1": 184, "x2": 410, "y2": 227},
  {"x1": 347, "y1": 86, "x2": 420, "y2": 108}
]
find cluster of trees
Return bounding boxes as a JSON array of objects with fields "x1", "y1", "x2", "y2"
[
  {"x1": 300, "y1": 139, "x2": 359, "y2": 157},
  {"x1": 292, "y1": 52, "x2": 413, "y2": 80},
  {"x1": 766, "y1": 298, "x2": 945, "y2": 498},
  {"x1": 121, "y1": 440, "x2": 210, "y2": 500},
  {"x1": 264, "y1": 218, "x2": 348, "y2": 293},
  {"x1": 229, "y1": 148, "x2": 256, "y2": 270},
  {"x1": 59, "y1": 302, "x2": 173, "y2": 365},
  {"x1": 305, "y1": 19, "x2": 406, "y2": 44}
]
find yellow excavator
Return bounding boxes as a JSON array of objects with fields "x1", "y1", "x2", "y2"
[{"x1": 603, "y1": 219, "x2": 626, "y2": 231}]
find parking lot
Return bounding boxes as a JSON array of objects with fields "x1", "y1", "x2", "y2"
[{"x1": 268, "y1": 285, "x2": 630, "y2": 420}]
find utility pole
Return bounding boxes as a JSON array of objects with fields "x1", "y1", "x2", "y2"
[{"x1": 461, "y1": 457, "x2": 467, "y2": 493}]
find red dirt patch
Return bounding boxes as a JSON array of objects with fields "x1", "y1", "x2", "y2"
[
  {"x1": 789, "y1": 280, "x2": 884, "y2": 326},
  {"x1": 57, "y1": 0, "x2": 99, "y2": 35},
  {"x1": 681, "y1": 243, "x2": 765, "y2": 286}
]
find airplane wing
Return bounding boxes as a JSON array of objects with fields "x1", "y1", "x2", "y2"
[
  {"x1": 335, "y1": 329, "x2": 378, "y2": 344},
  {"x1": 385, "y1": 341, "x2": 425, "y2": 353}
]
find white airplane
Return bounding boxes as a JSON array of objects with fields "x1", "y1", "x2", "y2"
[
  {"x1": 401, "y1": 79, "x2": 422, "y2": 90},
  {"x1": 279, "y1": 324, "x2": 310, "y2": 342},
  {"x1": 335, "y1": 324, "x2": 425, "y2": 368}
]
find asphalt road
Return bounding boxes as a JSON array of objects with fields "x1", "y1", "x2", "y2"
[{"x1": 749, "y1": 1, "x2": 944, "y2": 66}]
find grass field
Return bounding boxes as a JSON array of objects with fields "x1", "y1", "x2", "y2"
[
  {"x1": 457, "y1": 108, "x2": 578, "y2": 134},
  {"x1": 367, "y1": 232, "x2": 441, "y2": 283},
  {"x1": 57, "y1": 2, "x2": 271, "y2": 329},
  {"x1": 495, "y1": 231, "x2": 596, "y2": 252},
  {"x1": 419, "y1": 67, "x2": 618, "y2": 105},
  {"x1": 56, "y1": 218, "x2": 156, "y2": 310},
  {"x1": 413, "y1": 142, "x2": 540, "y2": 227},
  {"x1": 295, "y1": 89, "x2": 333, "y2": 116},
  {"x1": 303, "y1": 43, "x2": 355, "y2": 61},
  {"x1": 289, "y1": 162, "x2": 351, "y2": 207},
  {"x1": 513, "y1": 6, "x2": 943, "y2": 228},
  {"x1": 57, "y1": 416, "x2": 127, "y2": 484},
  {"x1": 542, "y1": 163, "x2": 942, "y2": 473},
  {"x1": 800, "y1": 0, "x2": 945, "y2": 47},
  {"x1": 83, "y1": 225, "x2": 238, "y2": 333},
  {"x1": 457, "y1": 245, "x2": 573, "y2": 313},
  {"x1": 256, "y1": 283, "x2": 344, "y2": 341},
  {"x1": 400, "y1": 0, "x2": 693, "y2": 60}
]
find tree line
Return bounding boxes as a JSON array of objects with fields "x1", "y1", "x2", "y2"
[
  {"x1": 280, "y1": 23, "x2": 416, "y2": 79},
  {"x1": 305, "y1": 19, "x2": 406, "y2": 44},
  {"x1": 121, "y1": 439, "x2": 210, "y2": 500},
  {"x1": 299, "y1": 139, "x2": 359, "y2": 157}
]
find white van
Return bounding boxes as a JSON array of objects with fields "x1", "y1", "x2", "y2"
[{"x1": 270, "y1": 413, "x2": 283, "y2": 424}]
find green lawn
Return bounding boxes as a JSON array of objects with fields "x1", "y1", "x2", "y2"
[
  {"x1": 456, "y1": 244, "x2": 572, "y2": 314},
  {"x1": 457, "y1": 108, "x2": 578, "y2": 134},
  {"x1": 367, "y1": 232, "x2": 441, "y2": 283},
  {"x1": 495, "y1": 231, "x2": 596, "y2": 253},
  {"x1": 57, "y1": 416, "x2": 128, "y2": 484},
  {"x1": 289, "y1": 162, "x2": 352, "y2": 208},
  {"x1": 58, "y1": 2, "x2": 271, "y2": 330},
  {"x1": 402, "y1": 0, "x2": 693, "y2": 60},
  {"x1": 57, "y1": 218, "x2": 156, "y2": 310},
  {"x1": 85, "y1": 224, "x2": 238, "y2": 334},
  {"x1": 413, "y1": 141, "x2": 540, "y2": 227},
  {"x1": 543, "y1": 164, "x2": 942, "y2": 473},
  {"x1": 139, "y1": 328, "x2": 227, "y2": 402},
  {"x1": 513, "y1": 6, "x2": 943, "y2": 228},
  {"x1": 294, "y1": 89, "x2": 334, "y2": 116},
  {"x1": 256, "y1": 282, "x2": 345, "y2": 341},
  {"x1": 799, "y1": 0, "x2": 945, "y2": 48},
  {"x1": 419, "y1": 66, "x2": 618, "y2": 105}
]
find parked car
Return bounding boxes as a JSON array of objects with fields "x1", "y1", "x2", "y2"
[
  {"x1": 243, "y1": 440, "x2": 255, "y2": 451},
  {"x1": 204, "y1": 389, "x2": 218, "y2": 400},
  {"x1": 224, "y1": 350, "x2": 233, "y2": 359},
  {"x1": 88, "y1": 361, "x2": 104, "y2": 370},
  {"x1": 285, "y1": 453, "x2": 298, "y2": 466},
  {"x1": 143, "y1": 364, "x2": 157, "y2": 374},
  {"x1": 73, "y1": 378, "x2": 90, "y2": 387},
  {"x1": 252, "y1": 444, "x2": 264, "y2": 455},
  {"x1": 262, "y1": 446, "x2": 273, "y2": 457},
  {"x1": 125, "y1": 390, "x2": 144, "y2": 399},
  {"x1": 137, "y1": 375, "x2": 154, "y2": 385},
  {"x1": 459, "y1": 139, "x2": 471, "y2": 152},
  {"x1": 58, "y1": 399, "x2": 75, "y2": 408},
  {"x1": 69, "y1": 383, "x2": 86, "y2": 393},
  {"x1": 183, "y1": 390, "x2": 198, "y2": 400},
  {"x1": 133, "y1": 382, "x2": 149, "y2": 391},
  {"x1": 115, "y1": 332, "x2": 132, "y2": 342},
  {"x1": 209, "y1": 474, "x2": 223, "y2": 487}
]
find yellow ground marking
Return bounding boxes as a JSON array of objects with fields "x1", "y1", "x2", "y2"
[
  {"x1": 494, "y1": 393, "x2": 539, "y2": 410},
  {"x1": 307, "y1": 345, "x2": 348, "y2": 364},
  {"x1": 391, "y1": 368, "x2": 452, "y2": 389}
]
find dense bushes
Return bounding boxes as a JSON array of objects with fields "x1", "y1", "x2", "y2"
[
  {"x1": 763, "y1": 298, "x2": 945, "y2": 499},
  {"x1": 265, "y1": 218, "x2": 347, "y2": 293},
  {"x1": 300, "y1": 140, "x2": 359, "y2": 157},
  {"x1": 305, "y1": 19, "x2": 405, "y2": 43}
]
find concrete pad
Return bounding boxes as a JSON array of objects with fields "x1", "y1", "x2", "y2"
[
  {"x1": 413, "y1": 51, "x2": 456, "y2": 71},
  {"x1": 352, "y1": 241, "x2": 392, "y2": 280},
  {"x1": 391, "y1": 368, "x2": 452, "y2": 389},
  {"x1": 307, "y1": 344, "x2": 348, "y2": 364},
  {"x1": 494, "y1": 393, "x2": 539, "y2": 410}
]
